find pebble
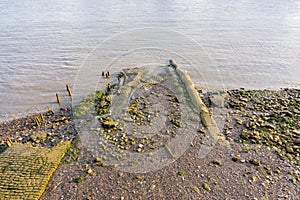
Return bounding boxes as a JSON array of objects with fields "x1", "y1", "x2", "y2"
[
  {"x1": 135, "y1": 175, "x2": 142, "y2": 180},
  {"x1": 202, "y1": 182, "x2": 211, "y2": 191},
  {"x1": 190, "y1": 185, "x2": 201, "y2": 195},
  {"x1": 232, "y1": 156, "x2": 240, "y2": 162},
  {"x1": 118, "y1": 172, "x2": 124, "y2": 177},
  {"x1": 212, "y1": 160, "x2": 222, "y2": 165},
  {"x1": 249, "y1": 158, "x2": 260, "y2": 166},
  {"x1": 87, "y1": 169, "x2": 93, "y2": 175}
]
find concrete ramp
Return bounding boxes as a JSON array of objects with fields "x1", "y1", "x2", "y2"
[{"x1": 0, "y1": 142, "x2": 70, "y2": 200}]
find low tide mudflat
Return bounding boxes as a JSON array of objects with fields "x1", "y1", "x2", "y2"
[{"x1": 0, "y1": 70, "x2": 299, "y2": 199}]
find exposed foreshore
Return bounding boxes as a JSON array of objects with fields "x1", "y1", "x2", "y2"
[{"x1": 0, "y1": 88, "x2": 299, "y2": 199}]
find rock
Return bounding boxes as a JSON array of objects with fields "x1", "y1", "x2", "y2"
[
  {"x1": 87, "y1": 168, "x2": 93, "y2": 175},
  {"x1": 292, "y1": 129, "x2": 300, "y2": 135},
  {"x1": 232, "y1": 156, "x2": 240, "y2": 162},
  {"x1": 202, "y1": 182, "x2": 211, "y2": 191},
  {"x1": 190, "y1": 185, "x2": 201, "y2": 195},
  {"x1": 74, "y1": 177, "x2": 83, "y2": 183},
  {"x1": 293, "y1": 139, "x2": 300, "y2": 145},
  {"x1": 100, "y1": 162, "x2": 108, "y2": 167},
  {"x1": 235, "y1": 118, "x2": 243, "y2": 125},
  {"x1": 171, "y1": 118, "x2": 183, "y2": 128},
  {"x1": 30, "y1": 131, "x2": 47, "y2": 142},
  {"x1": 94, "y1": 157, "x2": 101, "y2": 163},
  {"x1": 135, "y1": 175, "x2": 142, "y2": 180},
  {"x1": 177, "y1": 171, "x2": 184, "y2": 176},
  {"x1": 286, "y1": 146, "x2": 294, "y2": 153},
  {"x1": 212, "y1": 160, "x2": 222, "y2": 165},
  {"x1": 239, "y1": 97, "x2": 248, "y2": 102},
  {"x1": 290, "y1": 178, "x2": 297, "y2": 184},
  {"x1": 101, "y1": 120, "x2": 118, "y2": 129},
  {"x1": 249, "y1": 158, "x2": 260, "y2": 166},
  {"x1": 118, "y1": 172, "x2": 124, "y2": 177},
  {"x1": 210, "y1": 94, "x2": 226, "y2": 108},
  {"x1": 251, "y1": 175, "x2": 259, "y2": 182}
]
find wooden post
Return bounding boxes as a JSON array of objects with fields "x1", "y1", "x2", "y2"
[
  {"x1": 105, "y1": 72, "x2": 110, "y2": 79},
  {"x1": 34, "y1": 116, "x2": 41, "y2": 126},
  {"x1": 106, "y1": 83, "x2": 111, "y2": 94},
  {"x1": 40, "y1": 113, "x2": 45, "y2": 122},
  {"x1": 66, "y1": 84, "x2": 72, "y2": 97},
  {"x1": 169, "y1": 59, "x2": 178, "y2": 68},
  {"x1": 48, "y1": 108, "x2": 55, "y2": 115},
  {"x1": 56, "y1": 93, "x2": 61, "y2": 106}
]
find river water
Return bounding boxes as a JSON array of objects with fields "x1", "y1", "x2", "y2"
[{"x1": 1, "y1": 0, "x2": 300, "y2": 120}]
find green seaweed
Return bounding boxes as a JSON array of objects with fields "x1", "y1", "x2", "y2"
[
  {"x1": 74, "y1": 177, "x2": 84, "y2": 183},
  {"x1": 177, "y1": 171, "x2": 184, "y2": 176}
]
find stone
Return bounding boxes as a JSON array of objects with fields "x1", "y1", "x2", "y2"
[
  {"x1": 232, "y1": 156, "x2": 240, "y2": 162},
  {"x1": 202, "y1": 182, "x2": 211, "y2": 191},
  {"x1": 212, "y1": 160, "x2": 222, "y2": 165},
  {"x1": 30, "y1": 131, "x2": 47, "y2": 142},
  {"x1": 190, "y1": 185, "x2": 201, "y2": 195},
  {"x1": 118, "y1": 172, "x2": 124, "y2": 177},
  {"x1": 177, "y1": 171, "x2": 184, "y2": 176},
  {"x1": 292, "y1": 129, "x2": 300, "y2": 135},
  {"x1": 293, "y1": 139, "x2": 300, "y2": 145},
  {"x1": 286, "y1": 146, "x2": 294, "y2": 153},
  {"x1": 249, "y1": 158, "x2": 260, "y2": 166},
  {"x1": 74, "y1": 177, "x2": 84, "y2": 183},
  {"x1": 101, "y1": 120, "x2": 118, "y2": 129},
  {"x1": 87, "y1": 169, "x2": 94, "y2": 175},
  {"x1": 135, "y1": 175, "x2": 142, "y2": 180},
  {"x1": 210, "y1": 94, "x2": 226, "y2": 108}
]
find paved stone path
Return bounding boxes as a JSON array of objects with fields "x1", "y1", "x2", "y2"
[{"x1": 0, "y1": 142, "x2": 70, "y2": 200}]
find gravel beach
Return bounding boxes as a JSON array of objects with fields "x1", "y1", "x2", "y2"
[{"x1": 1, "y1": 88, "x2": 299, "y2": 200}]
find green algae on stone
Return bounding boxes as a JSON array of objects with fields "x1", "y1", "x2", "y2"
[
  {"x1": 73, "y1": 95, "x2": 94, "y2": 118},
  {"x1": 171, "y1": 118, "x2": 183, "y2": 128},
  {"x1": 177, "y1": 171, "x2": 184, "y2": 176},
  {"x1": 226, "y1": 89, "x2": 300, "y2": 166},
  {"x1": 74, "y1": 177, "x2": 84, "y2": 183}
]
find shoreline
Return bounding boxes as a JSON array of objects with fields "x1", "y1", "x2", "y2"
[
  {"x1": 1, "y1": 86, "x2": 298, "y2": 124},
  {"x1": 0, "y1": 105, "x2": 77, "y2": 149}
]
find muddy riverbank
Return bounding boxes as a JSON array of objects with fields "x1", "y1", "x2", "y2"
[{"x1": 0, "y1": 88, "x2": 299, "y2": 199}]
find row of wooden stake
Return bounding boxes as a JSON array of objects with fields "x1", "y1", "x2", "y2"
[{"x1": 56, "y1": 84, "x2": 72, "y2": 106}]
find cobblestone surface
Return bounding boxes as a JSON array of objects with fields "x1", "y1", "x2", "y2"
[{"x1": 0, "y1": 141, "x2": 70, "y2": 200}]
